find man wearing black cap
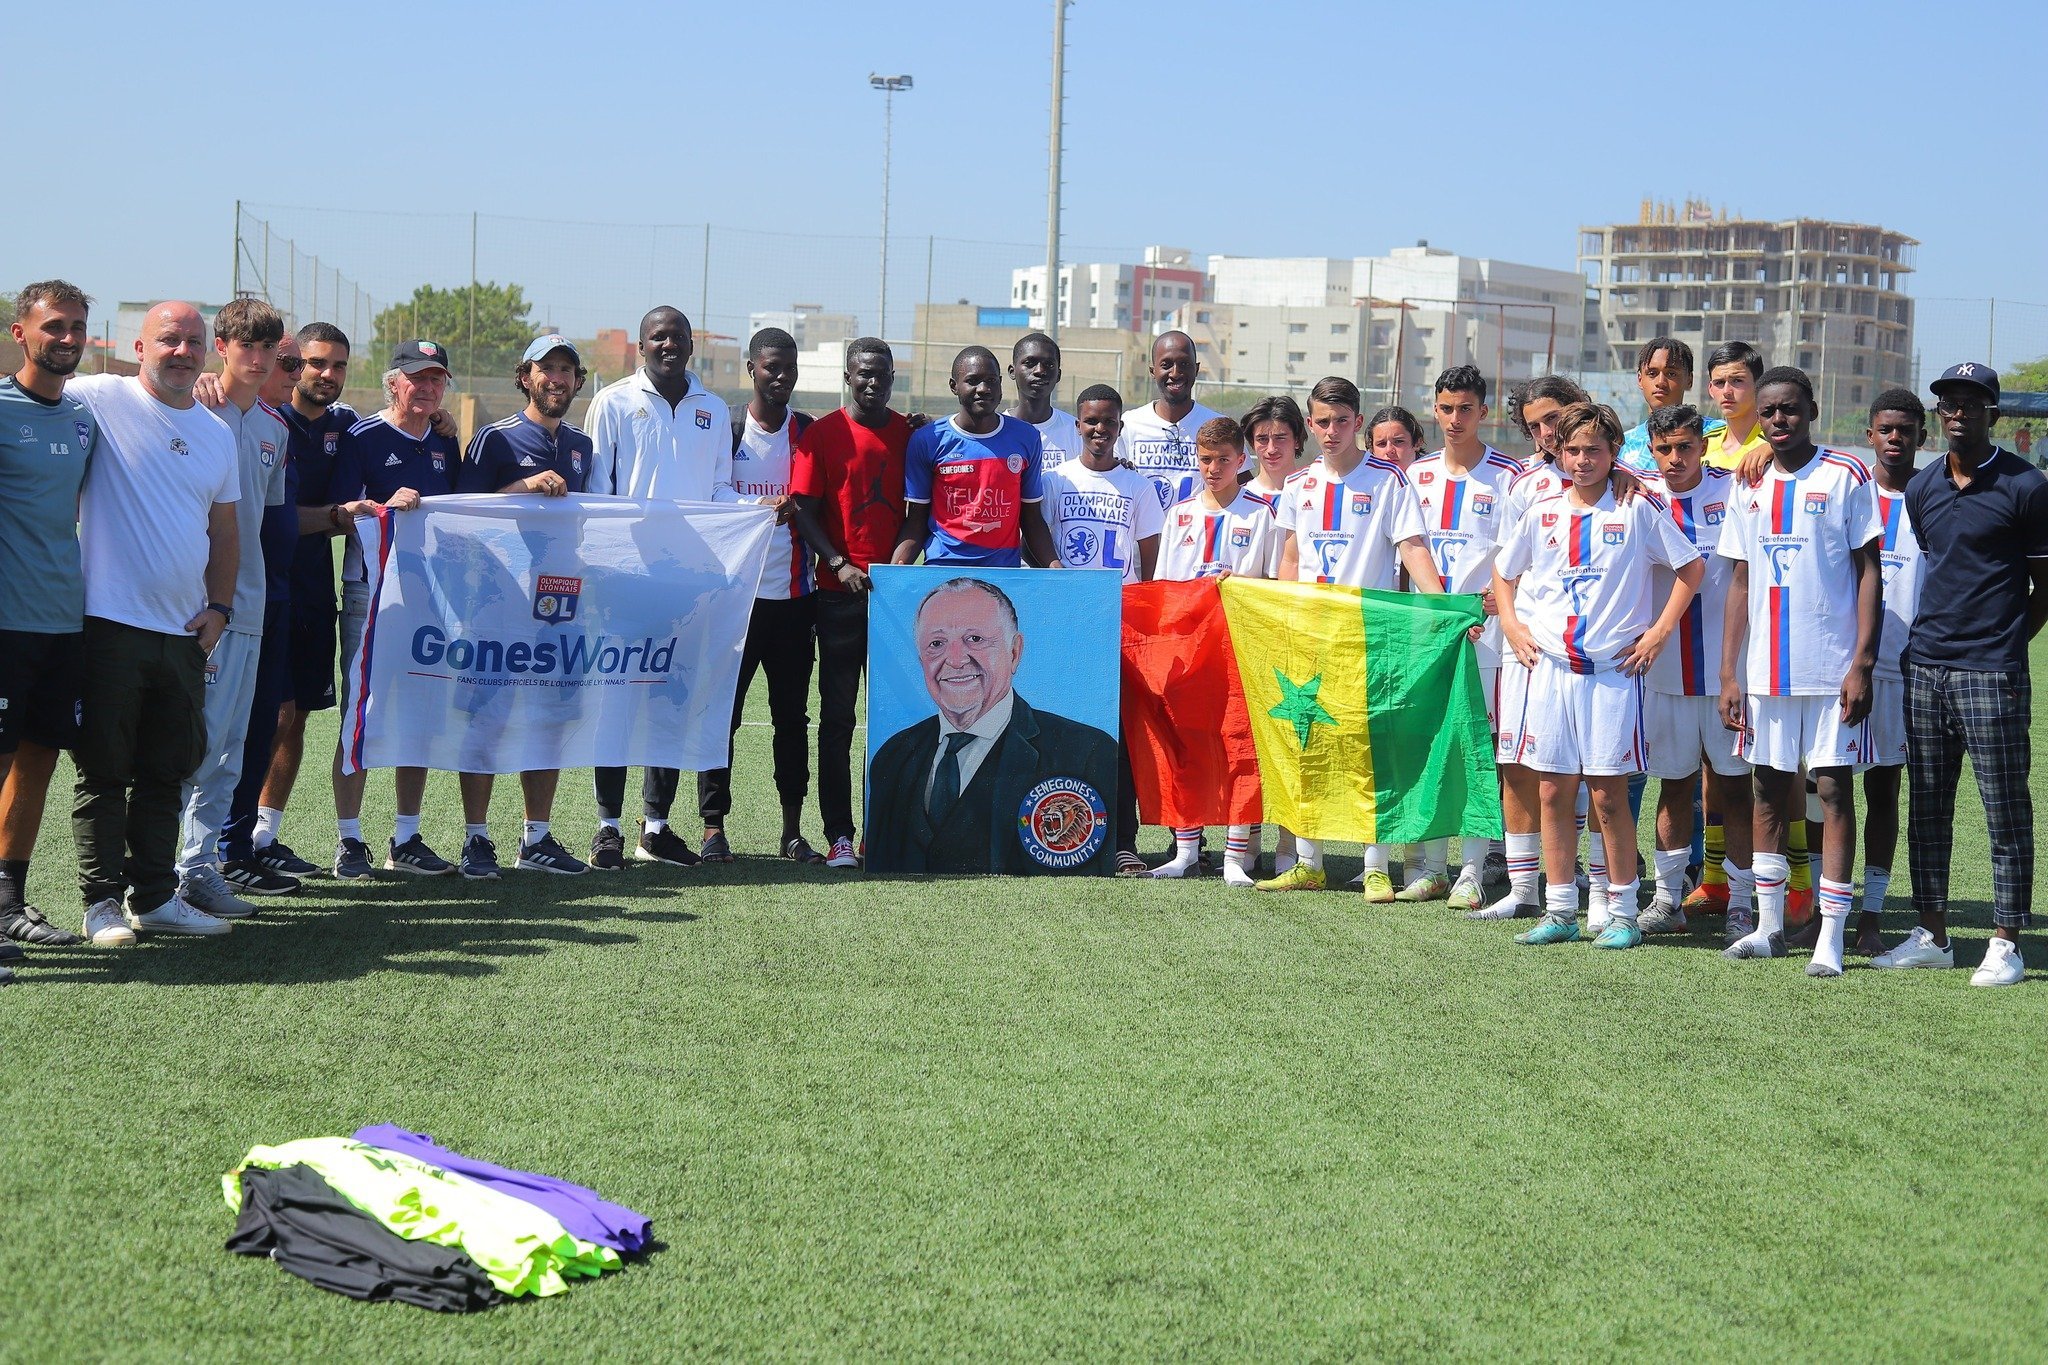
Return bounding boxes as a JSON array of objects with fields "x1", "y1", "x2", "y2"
[
  {"x1": 326, "y1": 339, "x2": 463, "y2": 880},
  {"x1": 1873, "y1": 363, "x2": 2048, "y2": 986}
]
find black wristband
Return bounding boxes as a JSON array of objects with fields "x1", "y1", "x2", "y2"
[{"x1": 206, "y1": 601, "x2": 233, "y2": 624}]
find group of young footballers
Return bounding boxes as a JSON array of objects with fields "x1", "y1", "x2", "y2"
[
  {"x1": 1, "y1": 273, "x2": 2029, "y2": 987},
  {"x1": 1020, "y1": 329, "x2": 1993, "y2": 981}
]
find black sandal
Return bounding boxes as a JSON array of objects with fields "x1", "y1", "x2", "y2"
[
  {"x1": 782, "y1": 836, "x2": 827, "y2": 865},
  {"x1": 699, "y1": 830, "x2": 735, "y2": 863}
]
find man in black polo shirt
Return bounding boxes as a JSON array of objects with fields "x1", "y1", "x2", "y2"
[{"x1": 1874, "y1": 363, "x2": 2048, "y2": 986}]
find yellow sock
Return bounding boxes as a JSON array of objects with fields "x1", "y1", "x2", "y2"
[
  {"x1": 1702, "y1": 816, "x2": 1727, "y2": 887},
  {"x1": 1788, "y1": 816, "x2": 1812, "y2": 892}
]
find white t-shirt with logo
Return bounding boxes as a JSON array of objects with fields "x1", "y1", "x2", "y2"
[
  {"x1": 1410, "y1": 449, "x2": 1523, "y2": 666},
  {"x1": 1156, "y1": 489, "x2": 1284, "y2": 581},
  {"x1": 1495, "y1": 485, "x2": 1701, "y2": 674},
  {"x1": 1028, "y1": 408, "x2": 1082, "y2": 472},
  {"x1": 1114, "y1": 399, "x2": 1223, "y2": 513},
  {"x1": 733, "y1": 410, "x2": 810, "y2": 600},
  {"x1": 71, "y1": 375, "x2": 239, "y2": 637},
  {"x1": 1040, "y1": 459, "x2": 1163, "y2": 582},
  {"x1": 1275, "y1": 457, "x2": 1427, "y2": 591},
  {"x1": 1717, "y1": 449, "x2": 1881, "y2": 697}
]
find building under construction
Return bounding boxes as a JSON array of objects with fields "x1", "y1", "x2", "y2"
[{"x1": 1578, "y1": 201, "x2": 1917, "y2": 417}]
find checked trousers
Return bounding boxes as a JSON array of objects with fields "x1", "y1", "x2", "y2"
[{"x1": 1904, "y1": 661, "x2": 2035, "y2": 928}]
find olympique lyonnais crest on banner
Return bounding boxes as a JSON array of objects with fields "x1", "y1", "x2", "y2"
[
  {"x1": 340, "y1": 494, "x2": 772, "y2": 777},
  {"x1": 534, "y1": 575, "x2": 582, "y2": 624},
  {"x1": 863, "y1": 565, "x2": 1122, "y2": 877}
]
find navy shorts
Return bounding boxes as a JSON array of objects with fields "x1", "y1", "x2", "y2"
[
  {"x1": 0, "y1": 628, "x2": 86, "y2": 752},
  {"x1": 288, "y1": 605, "x2": 338, "y2": 712}
]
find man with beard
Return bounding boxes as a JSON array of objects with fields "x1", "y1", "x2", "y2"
[
  {"x1": 583, "y1": 307, "x2": 731, "y2": 870},
  {"x1": 453, "y1": 336, "x2": 593, "y2": 876},
  {"x1": 1006, "y1": 332, "x2": 1080, "y2": 470},
  {"x1": 1114, "y1": 330, "x2": 1222, "y2": 513},
  {"x1": 68, "y1": 303, "x2": 241, "y2": 942},
  {"x1": 0, "y1": 282, "x2": 103, "y2": 968}
]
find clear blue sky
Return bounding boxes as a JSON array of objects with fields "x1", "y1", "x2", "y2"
[{"x1": 13, "y1": 1, "x2": 2046, "y2": 360}]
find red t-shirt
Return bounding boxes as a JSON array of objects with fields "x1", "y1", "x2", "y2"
[{"x1": 790, "y1": 408, "x2": 910, "y2": 592}]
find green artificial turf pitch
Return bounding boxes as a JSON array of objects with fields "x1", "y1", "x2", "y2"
[{"x1": 6, "y1": 659, "x2": 2046, "y2": 1360}]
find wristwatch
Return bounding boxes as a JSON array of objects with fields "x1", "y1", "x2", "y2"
[
  {"x1": 206, "y1": 601, "x2": 234, "y2": 625},
  {"x1": 826, "y1": 554, "x2": 849, "y2": 572}
]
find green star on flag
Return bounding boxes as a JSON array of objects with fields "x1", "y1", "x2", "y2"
[{"x1": 1269, "y1": 669, "x2": 1336, "y2": 749}]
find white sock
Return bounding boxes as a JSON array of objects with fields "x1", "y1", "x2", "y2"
[
  {"x1": 465, "y1": 822, "x2": 489, "y2": 840},
  {"x1": 1544, "y1": 883, "x2": 1578, "y2": 922},
  {"x1": 1360, "y1": 844, "x2": 1389, "y2": 874},
  {"x1": 1653, "y1": 848, "x2": 1690, "y2": 907},
  {"x1": 523, "y1": 820, "x2": 550, "y2": 845},
  {"x1": 337, "y1": 818, "x2": 363, "y2": 843},
  {"x1": 1726, "y1": 862, "x2": 1755, "y2": 912},
  {"x1": 1459, "y1": 837, "x2": 1488, "y2": 881},
  {"x1": 1151, "y1": 828, "x2": 1202, "y2": 878},
  {"x1": 644, "y1": 817, "x2": 668, "y2": 835},
  {"x1": 1295, "y1": 837, "x2": 1323, "y2": 872},
  {"x1": 1225, "y1": 825, "x2": 1256, "y2": 872},
  {"x1": 1418, "y1": 839, "x2": 1449, "y2": 879},
  {"x1": 598, "y1": 816, "x2": 621, "y2": 832},
  {"x1": 1606, "y1": 880, "x2": 1640, "y2": 922},
  {"x1": 393, "y1": 813, "x2": 421, "y2": 844},
  {"x1": 1814, "y1": 877, "x2": 1853, "y2": 973},
  {"x1": 1754, "y1": 852, "x2": 1790, "y2": 939},
  {"x1": 1505, "y1": 832, "x2": 1541, "y2": 905},
  {"x1": 254, "y1": 807, "x2": 284, "y2": 848},
  {"x1": 1863, "y1": 866, "x2": 1891, "y2": 915},
  {"x1": 1588, "y1": 834, "x2": 1609, "y2": 890}
]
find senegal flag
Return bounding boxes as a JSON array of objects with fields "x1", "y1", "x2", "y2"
[{"x1": 1218, "y1": 579, "x2": 1501, "y2": 845}]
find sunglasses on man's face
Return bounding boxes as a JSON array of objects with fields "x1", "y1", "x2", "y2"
[{"x1": 275, "y1": 356, "x2": 305, "y2": 374}]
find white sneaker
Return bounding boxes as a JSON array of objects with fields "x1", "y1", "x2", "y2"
[
  {"x1": 128, "y1": 894, "x2": 231, "y2": 937},
  {"x1": 1870, "y1": 926, "x2": 1955, "y2": 971},
  {"x1": 1222, "y1": 863, "x2": 1255, "y2": 889},
  {"x1": 1972, "y1": 937, "x2": 2026, "y2": 988},
  {"x1": 83, "y1": 898, "x2": 136, "y2": 948},
  {"x1": 179, "y1": 865, "x2": 256, "y2": 920}
]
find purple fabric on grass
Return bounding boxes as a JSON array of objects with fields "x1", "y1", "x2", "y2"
[{"x1": 352, "y1": 1125, "x2": 651, "y2": 1254}]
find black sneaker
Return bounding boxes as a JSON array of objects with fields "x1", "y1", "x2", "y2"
[
  {"x1": 0, "y1": 940, "x2": 22, "y2": 962},
  {"x1": 0, "y1": 905, "x2": 84, "y2": 946},
  {"x1": 460, "y1": 834, "x2": 501, "y2": 881},
  {"x1": 634, "y1": 826, "x2": 700, "y2": 867},
  {"x1": 387, "y1": 834, "x2": 456, "y2": 876},
  {"x1": 255, "y1": 839, "x2": 319, "y2": 877},
  {"x1": 222, "y1": 859, "x2": 302, "y2": 897},
  {"x1": 589, "y1": 825, "x2": 626, "y2": 871},
  {"x1": 333, "y1": 837, "x2": 376, "y2": 881},
  {"x1": 517, "y1": 834, "x2": 589, "y2": 875}
]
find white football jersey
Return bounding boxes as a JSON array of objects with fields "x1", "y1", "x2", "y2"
[
  {"x1": 1495, "y1": 485, "x2": 1702, "y2": 674},
  {"x1": 1156, "y1": 489, "x2": 1283, "y2": 582},
  {"x1": 1275, "y1": 457, "x2": 1427, "y2": 591},
  {"x1": 1716, "y1": 449, "x2": 1881, "y2": 696},
  {"x1": 1113, "y1": 400, "x2": 1223, "y2": 512},
  {"x1": 1648, "y1": 466, "x2": 1739, "y2": 696},
  {"x1": 1040, "y1": 459, "x2": 1164, "y2": 582},
  {"x1": 1411, "y1": 448, "x2": 1523, "y2": 666}
]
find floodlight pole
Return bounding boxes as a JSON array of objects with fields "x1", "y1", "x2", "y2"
[
  {"x1": 870, "y1": 73, "x2": 914, "y2": 339},
  {"x1": 1044, "y1": 1, "x2": 1068, "y2": 341}
]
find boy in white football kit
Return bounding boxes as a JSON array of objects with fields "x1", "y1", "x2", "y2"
[
  {"x1": 1859, "y1": 390, "x2": 1926, "y2": 962},
  {"x1": 1152, "y1": 416, "x2": 1283, "y2": 884},
  {"x1": 1041, "y1": 384, "x2": 1163, "y2": 581},
  {"x1": 1717, "y1": 368, "x2": 1882, "y2": 977},
  {"x1": 1635, "y1": 406, "x2": 1756, "y2": 941},
  {"x1": 1494, "y1": 402, "x2": 1703, "y2": 949},
  {"x1": 1259, "y1": 377, "x2": 1442, "y2": 896}
]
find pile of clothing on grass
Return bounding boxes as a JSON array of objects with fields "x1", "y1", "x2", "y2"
[{"x1": 222, "y1": 1125, "x2": 651, "y2": 1311}]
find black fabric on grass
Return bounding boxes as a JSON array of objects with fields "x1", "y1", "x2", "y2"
[{"x1": 227, "y1": 1163, "x2": 502, "y2": 1312}]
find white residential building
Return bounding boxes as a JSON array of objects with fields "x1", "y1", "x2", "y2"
[{"x1": 1011, "y1": 246, "x2": 1206, "y2": 333}]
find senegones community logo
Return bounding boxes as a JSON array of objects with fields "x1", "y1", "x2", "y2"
[
  {"x1": 1016, "y1": 777, "x2": 1107, "y2": 869},
  {"x1": 534, "y1": 575, "x2": 581, "y2": 623}
]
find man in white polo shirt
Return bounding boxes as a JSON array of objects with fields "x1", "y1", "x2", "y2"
[
  {"x1": 583, "y1": 305, "x2": 735, "y2": 869},
  {"x1": 68, "y1": 302, "x2": 241, "y2": 943}
]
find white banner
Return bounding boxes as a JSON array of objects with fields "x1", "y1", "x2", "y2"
[{"x1": 340, "y1": 494, "x2": 773, "y2": 775}]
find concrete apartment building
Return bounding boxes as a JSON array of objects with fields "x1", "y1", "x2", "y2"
[
  {"x1": 746, "y1": 304, "x2": 860, "y2": 351},
  {"x1": 1578, "y1": 202, "x2": 1917, "y2": 415},
  {"x1": 1010, "y1": 246, "x2": 1206, "y2": 332},
  {"x1": 1189, "y1": 245, "x2": 1582, "y2": 404}
]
